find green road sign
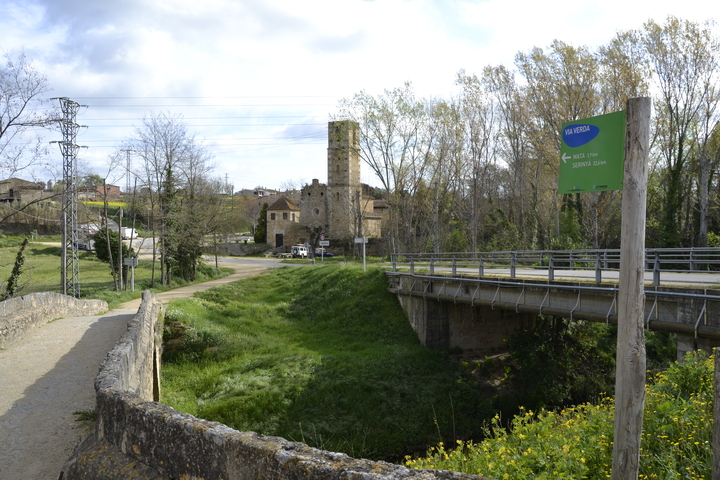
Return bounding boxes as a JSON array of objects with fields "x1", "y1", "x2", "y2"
[{"x1": 558, "y1": 110, "x2": 626, "y2": 194}]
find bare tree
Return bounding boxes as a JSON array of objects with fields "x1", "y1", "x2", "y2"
[
  {"x1": 0, "y1": 51, "x2": 56, "y2": 179},
  {"x1": 337, "y1": 82, "x2": 432, "y2": 252},
  {"x1": 121, "y1": 112, "x2": 213, "y2": 285}
]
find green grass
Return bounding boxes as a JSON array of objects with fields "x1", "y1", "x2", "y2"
[
  {"x1": 0, "y1": 235, "x2": 231, "y2": 308},
  {"x1": 161, "y1": 264, "x2": 492, "y2": 461}
]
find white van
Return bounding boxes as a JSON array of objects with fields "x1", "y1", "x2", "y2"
[
  {"x1": 121, "y1": 227, "x2": 139, "y2": 239},
  {"x1": 291, "y1": 245, "x2": 308, "y2": 258}
]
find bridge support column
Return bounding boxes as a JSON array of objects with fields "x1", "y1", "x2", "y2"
[
  {"x1": 398, "y1": 294, "x2": 536, "y2": 354},
  {"x1": 676, "y1": 334, "x2": 716, "y2": 364}
]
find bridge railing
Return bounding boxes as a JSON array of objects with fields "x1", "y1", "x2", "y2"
[{"x1": 390, "y1": 248, "x2": 720, "y2": 287}]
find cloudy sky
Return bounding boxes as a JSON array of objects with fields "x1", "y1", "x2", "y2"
[{"x1": 2, "y1": 0, "x2": 718, "y2": 192}]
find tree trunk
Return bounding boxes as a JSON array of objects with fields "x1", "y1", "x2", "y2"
[
  {"x1": 102, "y1": 181, "x2": 118, "y2": 290},
  {"x1": 612, "y1": 97, "x2": 651, "y2": 480},
  {"x1": 699, "y1": 157, "x2": 710, "y2": 246}
]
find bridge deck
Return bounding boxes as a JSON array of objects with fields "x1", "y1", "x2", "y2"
[{"x1": 386, "y1": 269, "x2": 720, "y2": 341}]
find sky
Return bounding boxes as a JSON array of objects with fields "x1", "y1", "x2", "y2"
[{"x1": 2, "y1": 0, "x2": 719, "y2": 193}]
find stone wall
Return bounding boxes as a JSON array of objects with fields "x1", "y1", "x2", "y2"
[
  {"x1": 0, "y1": 292, "x2": 108, "y2": 348},
  {"x1": 205, "y1": 242, "x2": 272, "y2": 257},
  {"x1": 63, "y1": 290, "x2": 486, "y2": 480}
]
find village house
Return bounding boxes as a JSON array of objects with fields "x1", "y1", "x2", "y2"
[
  {"x1": 266, "y1": 196, "x2": 302, "y2": 248},
  {"x1": 0, "y1": 178, "x2": 49, "y2": 205}
]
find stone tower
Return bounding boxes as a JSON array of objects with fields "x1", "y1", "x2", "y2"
[{"x1": 327, "y1": 120, "x2": 361, "y2": 239}]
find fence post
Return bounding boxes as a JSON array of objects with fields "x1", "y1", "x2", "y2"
[
  {"x1": 690, "y1": 248, "x2": 696, "y2": 272},
  {"x1": 653, "y1": 251, "x2": 660, "y2": 287},
  {"x1": 452, "y1": 255, "x2": 457, "y2": 276},
  {"x1": 430, "y1": 256, "x2": 434, "y2": 275},
  {"x1": 548, "y1": 253, "x2": 555, "y2": 282},
  {"x1": 479, "y1": 254, "x2": 484, "y2": 277},
  {"x1": 510, "y1": 252, "x2": 516, "y2": 279},
  {"x1": 410, "y1": 256, "x2": 415, "y2": 275},
  {"x1": 596, "y1": 251, "x2": 602, "y2": 284}
]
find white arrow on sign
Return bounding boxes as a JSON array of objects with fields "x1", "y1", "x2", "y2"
[{"x1": 562, "y1": 153, "x2": 571, "y2": 164}]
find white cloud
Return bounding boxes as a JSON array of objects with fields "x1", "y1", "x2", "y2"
[{"x1": 1, "y1": 0, "x2": 719, "y2": 190}]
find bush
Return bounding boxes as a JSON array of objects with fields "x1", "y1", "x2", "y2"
[
  {"x1": 409, "y1": 350, "x2": 714, "y2": 478},
  {"x1": 92, "y1": 227, "x2": 134, "y2": 275}
]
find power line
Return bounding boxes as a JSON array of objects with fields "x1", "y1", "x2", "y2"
[
  {"x1": 81, "y1": 104, "x2": 336, "y2": 108},
  {"x1": 81, "y1": 123, "x2": 329, "y2": 127}
]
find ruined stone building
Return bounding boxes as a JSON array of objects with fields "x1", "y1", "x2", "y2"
[
  {"x1": 0, "y1": 178, "x2": 48, "y2": 205},
  {"x1": 267, "y1": 120, "x2": 384, "y2": 249}
]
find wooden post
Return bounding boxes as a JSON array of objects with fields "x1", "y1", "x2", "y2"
[
  {"x1": 612, "y1": 97, "x2": 651, "y2": 479},
  {"x1": 118, "y1": 207, "x2": 123, "y2": 291}
]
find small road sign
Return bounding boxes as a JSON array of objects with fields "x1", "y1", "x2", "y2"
[{"x1": 559, "y1": 110, "x2": 626, "y2": 194}]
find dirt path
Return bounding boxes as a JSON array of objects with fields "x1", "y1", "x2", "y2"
[{"x1": 0, "y1": 257, "x2": 285, "y2": 480}]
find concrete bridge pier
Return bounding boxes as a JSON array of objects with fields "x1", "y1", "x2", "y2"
[
  {"x1": 397, "y1": 294, "x2": 536, "y2": 355},
  {"x1": 676, "y1": 335, "x2": 716, "y2": 363},
  {"x1": 672, "y1": 294, "x2": 720, "y2": 363}
]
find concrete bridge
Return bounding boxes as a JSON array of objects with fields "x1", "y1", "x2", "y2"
[{"x1": 386, "y1": 248, "x2": 720, "y2": 362}]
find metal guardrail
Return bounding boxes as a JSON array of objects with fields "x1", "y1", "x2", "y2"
[{"x1": 390, "y1": 248, "x2": 720, "y2": 287}]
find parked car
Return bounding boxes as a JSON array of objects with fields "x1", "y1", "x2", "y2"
[
  {"x1": 315, "y1": 248, "x2": 334, "y2": 257},
  {"x1": 291, "y1": 245, "x2": 308, "y2": 258}
]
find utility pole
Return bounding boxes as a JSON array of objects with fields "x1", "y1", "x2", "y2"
[
  {"x1": 124, "y1": 149, "x2": 132, "y2": 194},
  {"x1": 118, "y1": 207, "x2": 123, "y2": 290},
  {"x1": 51, "y1": 97, "x2": 87, "y2": 297}
]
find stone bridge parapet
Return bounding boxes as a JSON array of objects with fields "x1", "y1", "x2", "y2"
[
  {"x1": 0, "y1": 292, "x2": 108, "y2": 349},
  {"x1": 62, "y1": 290, "x2": 484, "y2": 480}
]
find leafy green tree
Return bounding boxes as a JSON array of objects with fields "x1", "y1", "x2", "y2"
[
  {"x1": 254, "y1": 202, "x2": 268, "y2": 244},
  {"x1": 93, "y1": 228, "x2": 134, "y2": 281},
  {"x1": 637, "y1": 16, "x2": 720, "y2": 247}
]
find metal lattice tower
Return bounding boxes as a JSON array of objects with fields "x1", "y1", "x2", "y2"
[{"x1": 52, "y1": 97, "x2": 85, "y2": 297}]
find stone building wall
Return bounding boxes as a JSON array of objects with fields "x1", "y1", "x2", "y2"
[
  {"x1": 327, "y1": 120, "x2": 362, "y2": 240},
  {"x1": 300, "y1": 178, "x2": 328, "y2": 232},
  {"x1": 267, "y1": 197, "x2": 303, "y2": 248}
]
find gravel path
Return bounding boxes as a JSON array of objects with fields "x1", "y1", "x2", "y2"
[
  {"x1": 0, "y1": 310, "x2": 134, "y2": 480},
  {"x1": 0, "y1": 257, "x2": 285, "y2": 480}
]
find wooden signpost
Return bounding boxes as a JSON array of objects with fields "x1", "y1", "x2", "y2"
[
  {"x1": 611, "y1": 97, "x2": 651, "y2": 479},
  {"x1": 560, "y1": 97, "x2": 651, "y2": 478}
]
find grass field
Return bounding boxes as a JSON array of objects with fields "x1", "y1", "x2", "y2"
[
  {"x1": 160, "y1": 263, "x2": 493, "y2": 462},
  {"x1": 0, "y1": 235, "x2": 230, "y2": 307}
]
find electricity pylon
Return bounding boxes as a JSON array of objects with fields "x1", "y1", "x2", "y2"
[{"x1": 51, "y1": 97, "x2": 86, "y2": 297}]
